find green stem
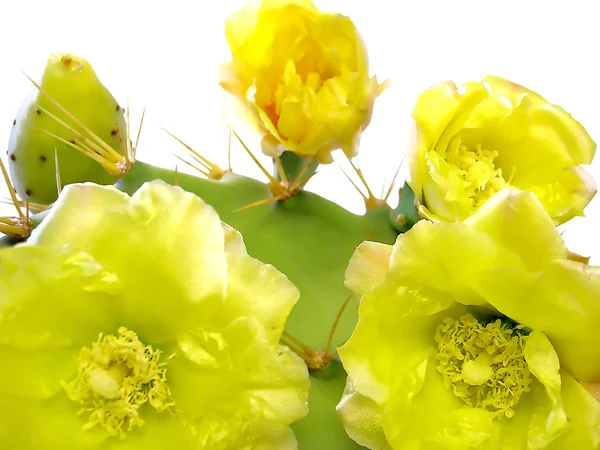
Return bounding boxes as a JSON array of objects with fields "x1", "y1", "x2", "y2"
[{"x1": 273, "y1": 151, "x2": 319, "y2": 186}]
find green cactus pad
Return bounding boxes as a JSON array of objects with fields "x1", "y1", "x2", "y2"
[
  {"x1": 8, "y1": 52, "x2": 126, "y2": 204},
  {"x1": 117, "y1": 162, "x2": 397, "y2": 350}
]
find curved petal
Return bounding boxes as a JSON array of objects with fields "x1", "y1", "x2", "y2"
[
  {"x1": 336, "y1": 379, "x2": 392, "y2": 449},
  {"x1": 337, "y1": 280, "x2": 458, "y2": 404},
  {"x1": 0, "y1": 245, "x2": 118, "y2": 351},
  {"x1": 411, "y1": 81, "x2": 462, "y2": 149},
  {"x1": 472, "y1": 258, "x2": 600, "y2": 383},
  {"x1": 0, "y1": 245, "x2": 118, "y2": 399},
  {"x1": 409, "y1": 81, "x2": 462, "y2": 201},
  {"x1": 490, "y1": 98, "x2": 588, "y2": 188},
  {"x1": 382, "y1": 356, "x2": 495, "y2": 449},
  {"x1": 482, "y1": 74, "x2": 547, "y2": 106},
  {"x1": 387, "y1": 220, "x2": 525, "y2": 307},
  {"x1": 420, "y1": 153, "x2": 462, "y2": 220},
  {"x1": 0, "y1": 394, "x2": 108, "y2": 449},
  {"x1": 535, "y1": 260, "x2": 600, "y2": 382},
  {"x1": 524, "y1": 331, "x2": 569, "y2": 448},
  {"x1": 222, "y1": 222, "x2": 248, "y2": 255},
  {"x1": 462, "y1": 94, "x2": 515, "y2": 131},
  {"x1": 30, "y1": 181, "x2": 228, "y2": 343},
  {"x1": 474, "y1": 263, "x2": 600, "y2": 381},
  {"x1": 0, "y1": 346, "x2": 78, "y2": 400},
  {"x1": 464, "y1": 188, "x2": 568, "y2": 269},
  {"x1": 433, "y1": 81, "x2": 490, "y2": 155},
  {"x1": 224, "y1": 252, "x2": 300, "y2": 341},
  {"x1": 0, "y1": 395, "x2": 194, "y2": 450},
  {"x1": 168, "y1": 316, "x2": 308, "y2": 448},
  {"x1": 531, "y1": 103, "x2": 597, "y2": 166},
  {"x1": 344, "y1": 241, "x2": 392, "y2": 299},
  {"x1": 529, "y1": 166, "x2": 597, "y2": 226},
  {"x1": 250, "y1": 427, "x2": 299, "y2": 450},
  {"x1": 107, "y1": 413, "x2": 195, "y2": 450},
  {"x1": 547, "y1": 372, "x2": 600, "y2": 449}
]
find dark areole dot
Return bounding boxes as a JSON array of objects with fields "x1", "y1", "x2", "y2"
[
  {"x1": 40, "y1": 155, "x2": 47, "y2": 162},
  {"x1": 111, "y1": 129, "x2": 118, "y2": 136},
  {"x1": 69, "y1": 139, "x2": 75, "y2": 144},
  {"x1": 25, "y1": 189, "x2": 32, "y2": 196},
  {"x1": 9, "y1": 154, "x2": 16, "y2": 161},
  {"x1": 116, "y1": 104, "x2": 121, "y2": 111},
  {"x1": 36, "y1": 109, "x2": 41, "y2": 115},
  {"x1": 13, "y1": 119, "x2": 16, "y2": 126}
]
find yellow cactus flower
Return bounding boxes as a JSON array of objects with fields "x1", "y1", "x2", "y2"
[
  {"x1": 0, "y1": 180, "x2": 309, "y2": 449},
  {"x1": 338, "y1": 188, "x2": 600, "y2": 449},
  {"x1": 220, "y1": 0, "x2": 387, "y2": 163},
  {"x1": 408, "y1": 75, "x2": 597, "y2": 224}
]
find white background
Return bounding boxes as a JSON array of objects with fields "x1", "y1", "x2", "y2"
[{"x1": 1, "y1": 0, "x2": 599, "y2": 260}]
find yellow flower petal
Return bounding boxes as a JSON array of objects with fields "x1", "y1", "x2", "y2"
[
  {"x1": 465, "y1": 188, "x2": 568, "y2": 269},
  {"x1": 344, "y1": 241, "x2": 393, "y2": 299},
  {"x1": 336, "y1": 380, "x2": 391, "y2": 450},
  {"x1": 524, "y1": 331, "x2": 569, "y2": 448},
  {"x1": 29, "y1": 180, "x2": 228, "y2": 342},
  {"x1": 388, "y1": 220, "x2": 524, "y2": 306}
]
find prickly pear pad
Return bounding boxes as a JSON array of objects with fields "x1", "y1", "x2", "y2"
[{"x1": 8, "y1": 52, "x2": 127, "y2": 205}]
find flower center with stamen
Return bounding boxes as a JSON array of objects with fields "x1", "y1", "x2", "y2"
[
  {"x1": 435, "y1": 314, "x2": 532, "y2": 419},
  {"x1": 444, "y1": 137, "x2": 507, "y2": 209},
  {"x1": 63, "y1": 327, "x2": 174, "y2": 438}
]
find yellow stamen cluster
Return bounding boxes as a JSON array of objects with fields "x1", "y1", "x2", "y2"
[
  {"x1": 444, "y1": 137, "x2": 507, "y2": 208},
  {"x1": 63, "y1": 327, "x2": 173, "y2": 438},
  {"x1": 435, "y1": 314, "x2": 532, "y2": 419}
]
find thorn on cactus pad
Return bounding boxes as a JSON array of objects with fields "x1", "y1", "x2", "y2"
[
  {"x1": 567, "y1": 251, "x2": 591, "y2": 265},
  {"x1": 324, "y1": 296, "x2": 351, "y2": 358},
  {"x1": 12, "y1": 119, "x2": 16, "y2": 126},
  {"x1": 54, "y1": 147, "x2": 62, "y2": 197},
  {"x1": 359, "y1": 217, "x2": 376, "y2": 241},
  {"x1": 336, "y1": 161, "x2": 369, "y2": 204},
  {"x1": 338, "y1": 154, "x2": 405, "y2": 211},
  {"x1": 0, "y1": 197, "x2": 50, "y2": 215},
  {"x1": 0, "y1": 157, "x2": 33, "y2": 239},
  {"x1": 162, "y1": 127, "x2": 229, "y2": 180},
  {"x1": 279, "y1": 296, "x2": 351, "y2": 372},
  {"x1": 383, "y1": 155, "x2": 405, "y2": 203},
  {"x1": 229, "y1": 127, "x2": 316, "y2": 212},
  {"x1": 227, "y1": 129, "x2": 233, "y2": 172},
  {"x1": 9, "y1": 154, "x2": 16, "y2": 161},
  {"x1": 169, "y1": 152, "x2": 211, "y2": 178},
  {"x1": 23, "y1": 72, "x2": 136, "y2": 179}
]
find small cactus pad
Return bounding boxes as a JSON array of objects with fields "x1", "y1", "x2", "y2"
[{"x1": 8, "y1": 52, "x2": 126, "y2": 204}]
